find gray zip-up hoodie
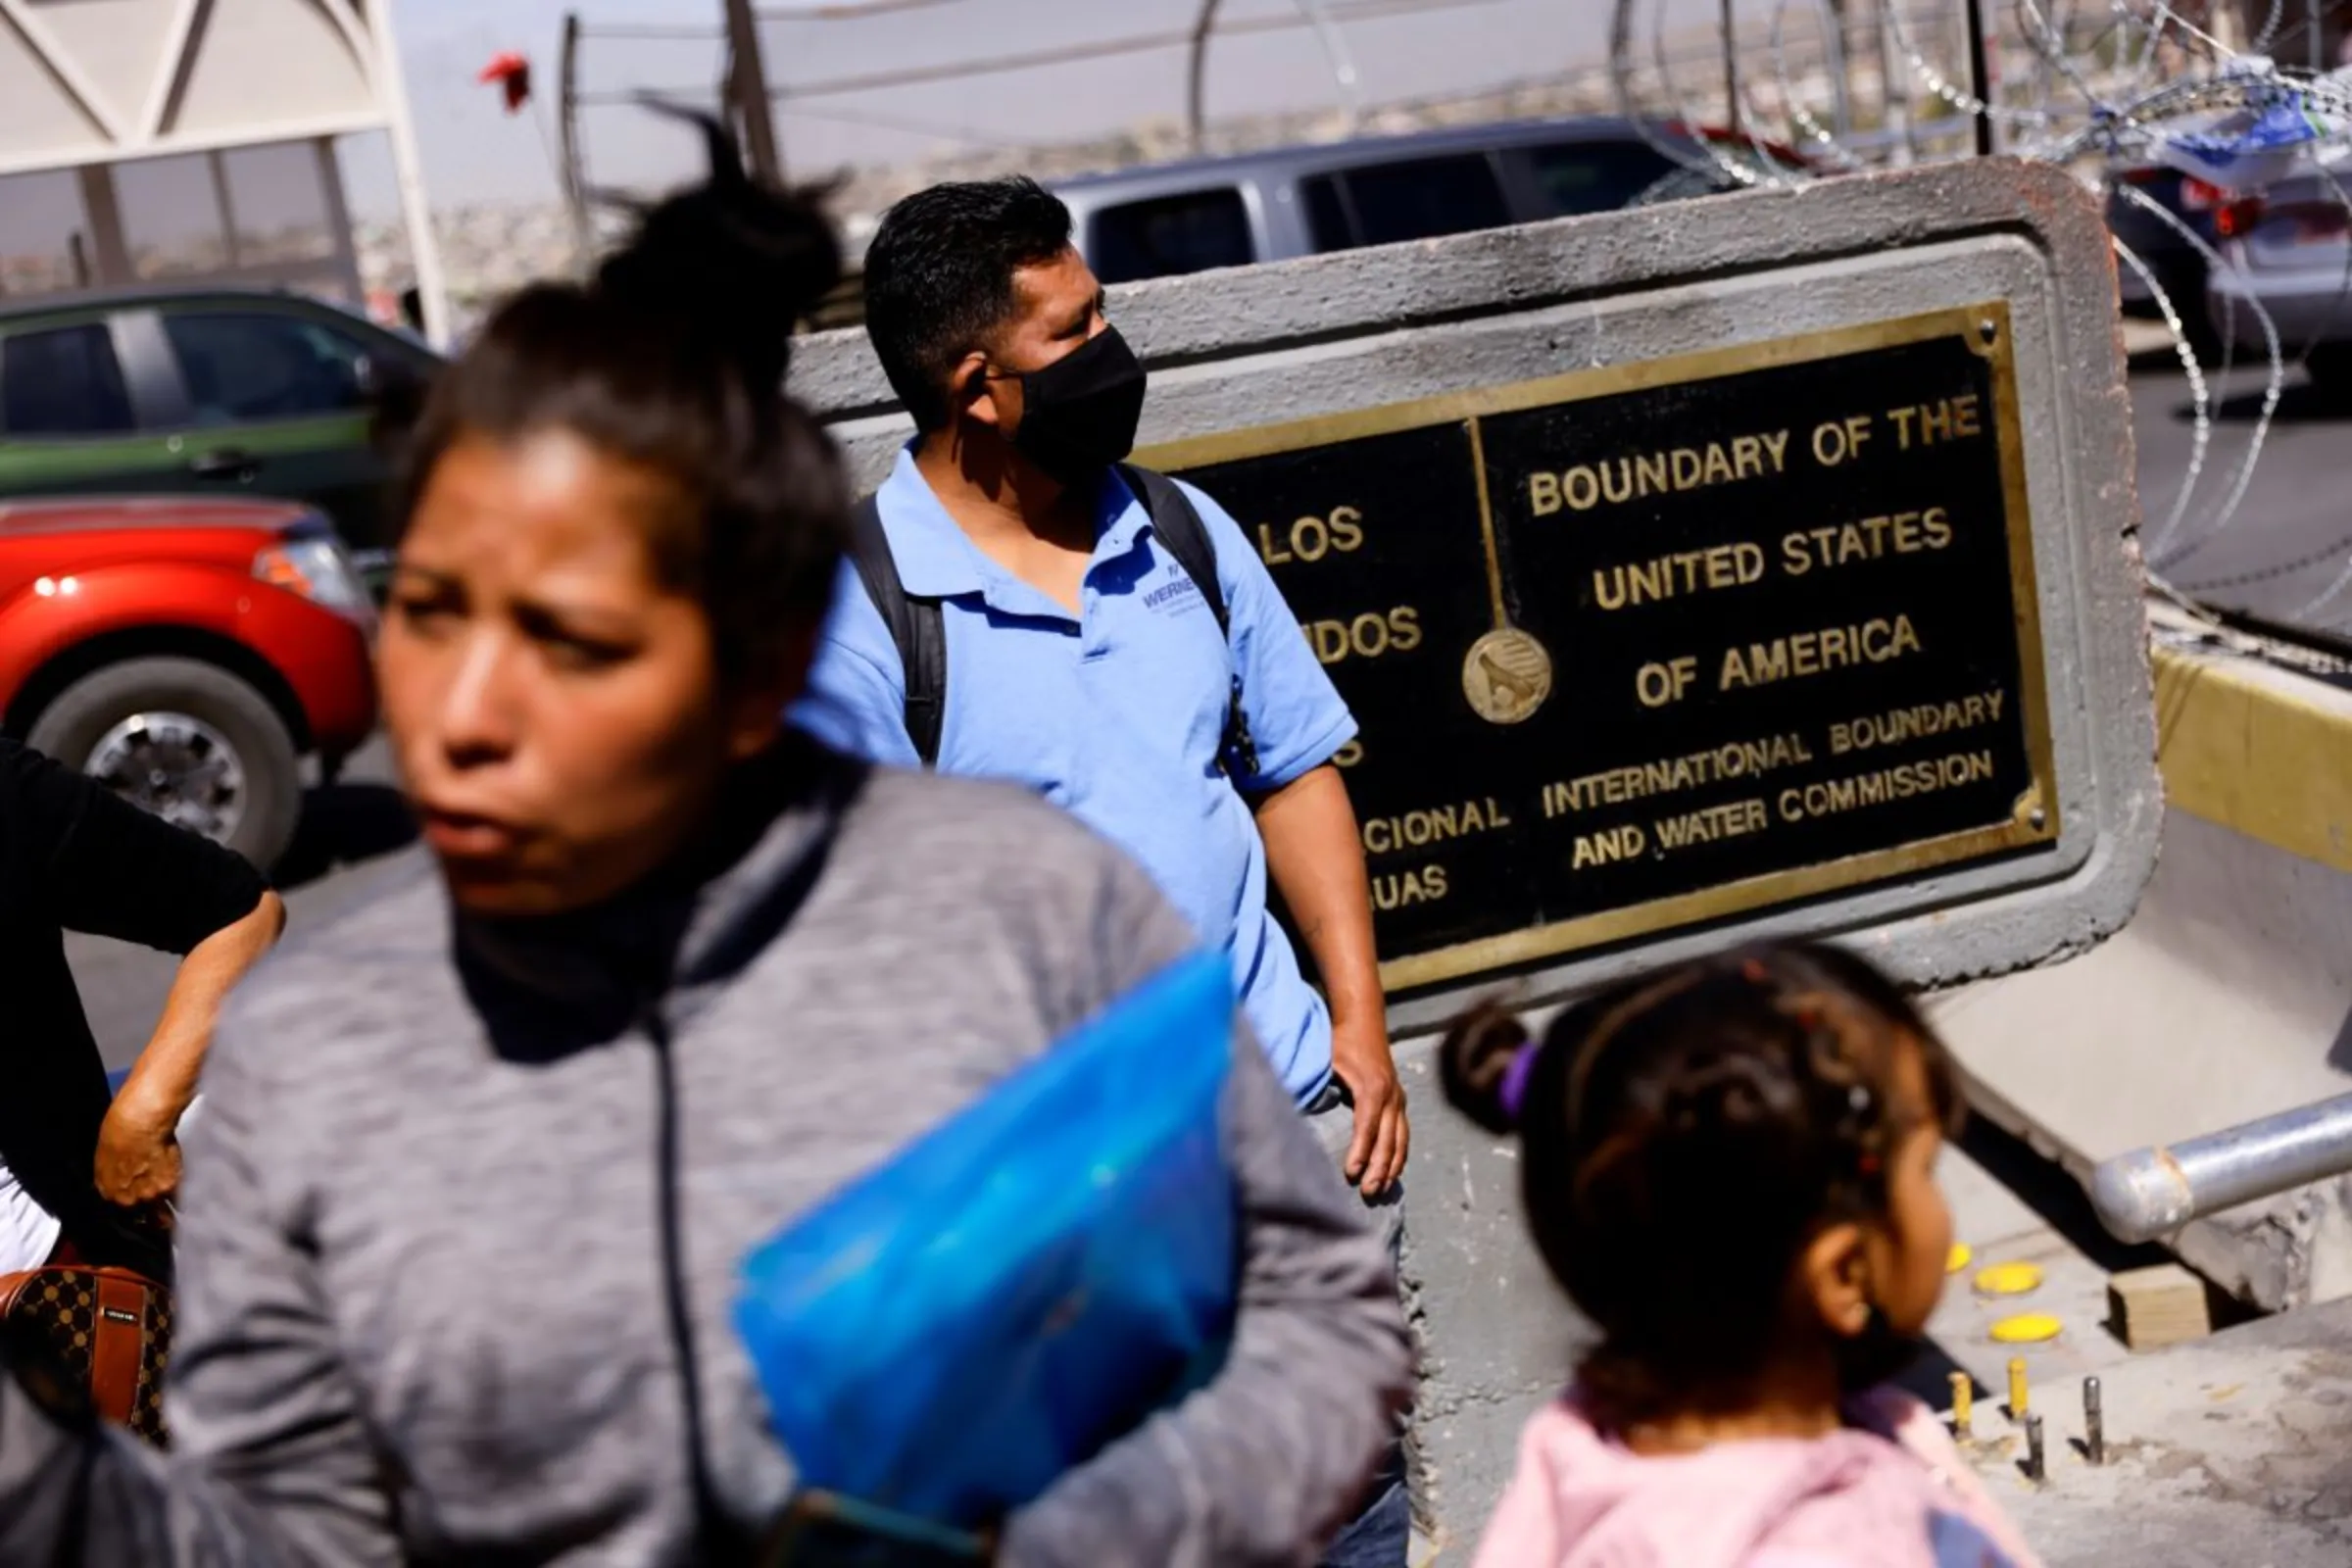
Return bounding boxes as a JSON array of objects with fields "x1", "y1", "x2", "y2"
[{"x1": 0, "y1": 747, "x2": 1411, "y2": 1566}]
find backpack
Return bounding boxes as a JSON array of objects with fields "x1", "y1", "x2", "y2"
[{"x1": 847, "y1": 464, "x2": 1260, "y2": 779}]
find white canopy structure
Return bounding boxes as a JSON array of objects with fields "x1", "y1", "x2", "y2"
[{"x1": 0, "y1": 0, "x2": 448, "y2": 342}]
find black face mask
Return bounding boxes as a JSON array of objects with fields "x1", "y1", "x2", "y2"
[{"x1": 1003, "y1": 325, "x2": 1148, "y2": 488}]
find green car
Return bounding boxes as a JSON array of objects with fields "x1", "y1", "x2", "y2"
[{"x1": 0, "y1": 287, "x2": 442, "y2": 558}]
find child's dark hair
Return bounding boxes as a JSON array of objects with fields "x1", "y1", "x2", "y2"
[
  {"x1": 1442, "y1": 941, "x2": 1963, "y2": 1424},
  {"x1": 387, "y1": 108, "x2": 847, "y2": 683}
]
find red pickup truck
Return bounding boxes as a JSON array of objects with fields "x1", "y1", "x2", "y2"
[{"x1": 0, "y1": 496, "x2": 378, "y2": 868}]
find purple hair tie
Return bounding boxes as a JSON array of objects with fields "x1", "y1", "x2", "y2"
[{"x1": 1498, "y1": 1041, "x2": 1543, "y2": 1124}]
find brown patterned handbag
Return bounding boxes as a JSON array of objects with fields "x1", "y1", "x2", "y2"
[{"x1": 0, "y1": 1264, "x2": 172, "y2": 1444}]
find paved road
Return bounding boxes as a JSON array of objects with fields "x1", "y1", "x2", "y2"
[
  {"x1": 2129, "y1": 353, "x2": 2352, "y2": 637},
  {"x1": 66, "y1": 354, "x2": 2352, "y2": 1067}
]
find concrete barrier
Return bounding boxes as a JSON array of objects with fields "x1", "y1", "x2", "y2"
[{"x1": 1936, "y1": 612, "x2": 2352, "y2": 1313}]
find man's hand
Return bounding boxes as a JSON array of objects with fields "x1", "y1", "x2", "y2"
[
  {"x1": 94, "y1": 1092, "x2": 182, "y2": 1208},
  {"x1": 1331, "y1": 1016, "x2": 1408, "y2": 1197},
  {"x1": 1250, "y1": 764, "x2": 1402, "y2": 1196}
]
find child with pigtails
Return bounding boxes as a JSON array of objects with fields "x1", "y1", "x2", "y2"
[{"x1": 1445, "y1": 941, "x2": 2042, "y2": 1568}]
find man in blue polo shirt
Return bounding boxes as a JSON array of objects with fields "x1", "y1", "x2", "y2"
[{"x1": 794, "y1": 176, "x2": 1410, "y2": 1564}]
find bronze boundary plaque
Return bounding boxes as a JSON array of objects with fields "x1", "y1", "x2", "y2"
[{"x1": 1139, "y1": 304, "x2": 2058, "y2": 994}]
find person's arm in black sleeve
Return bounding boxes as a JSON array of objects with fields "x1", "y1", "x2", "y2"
[
  {"x1": 15, "y1": 738, "x2": 274, "y2": 953},
  {"x1": 1002, "y1": 848, "x2": 1414, "y2": 1566},
  {"x1": 7, "y1": 740, "x2": 287, "y2": 1205}
]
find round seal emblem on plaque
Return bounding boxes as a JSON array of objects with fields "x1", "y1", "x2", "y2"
[{"x1": 1462, "y1": 627, "x2": 1553, "y2": 725}]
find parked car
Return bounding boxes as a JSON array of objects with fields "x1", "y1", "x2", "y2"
[
  {"x1": 2207, "y1": 167, "x2": 2352, "y2": 386},
  {"x1": 1053, "y1": 117, "x2": 1804, "y2": 284},
  {"x1": 0, "y1": 288, "x2": 440, "y2": 558},
  {"x1": 0, "y1": 495, "x2": 377, "y2": 868}
]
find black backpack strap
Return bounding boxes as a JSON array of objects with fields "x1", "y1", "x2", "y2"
[
  {"x1": 1118, "y1": 465, "x2": 1260, "y2": 782},
  {"x1": 1119, "y1": 464, "x2": 1228, "y2": 634},
  {"x1": 846, "y1": 494, "x2": 947, "y2": 767}
]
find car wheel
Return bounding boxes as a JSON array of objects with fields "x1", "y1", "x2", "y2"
[{"x1": 27, "y1": 657, "x2": 303, "y2": 869}]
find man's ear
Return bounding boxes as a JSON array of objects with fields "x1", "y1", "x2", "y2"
[
  {"x1": 1800, "y1": 1221, "x2": 1872, "y2": 1339},
  {"x1": 955, "y1": 354, "x2": 1007, "y2": 432}
]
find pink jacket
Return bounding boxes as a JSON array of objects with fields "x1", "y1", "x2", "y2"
[{"x1": 1472, "y1": 1388, "x2": 2043, "y2": 1568}]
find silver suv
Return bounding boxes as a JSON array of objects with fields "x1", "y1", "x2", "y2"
[{"x1": 1054, "y1": 117, "x2": 1772, "y2": 284}]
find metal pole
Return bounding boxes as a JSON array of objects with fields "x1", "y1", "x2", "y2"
[
  {"x1": 74, "y1": 166, "x2": 131, "y2": 283},
  {"x1": 723, "y1": 0, "x2": 784, "y2": 183},
  {"x1": 1188, "y1": 0, "x2": 1224, "y2": 157},
  {"x1": 2090, "y1": 1091, "x2": 2352, "y2": 1244},
  {"x1": 366, "y1": 0, "x2": 453, "y2": 347},
  {"x1": 209, "y1": 151, "x2": 243, "y2": 270},
  {"x1": 1722, "y1": 0, "x2": 1740, "y2": 138},
  {"x1": 1822, "y1": 0, "x2": 1853, "y2": 139},
  {"x1": 559, "y1": 13, "x2": 594, "y2": 270},
  {"x1": 1879, "y1": 0, "x2": 1913, "y2": 167},
  {"x1": 1963, "y1": 0, "x2": 1995, "y2": 156}
]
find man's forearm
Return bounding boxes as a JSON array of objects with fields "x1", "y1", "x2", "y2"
[
  {"x1": 1253, "y1": 766, "x2": 1382, "y2": 1022},
  {"x1": 115, "y1": 893, "x2": 286, "y2": 1124}
]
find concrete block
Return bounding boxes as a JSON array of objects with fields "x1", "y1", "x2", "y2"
[{"x1": 2109, "y1": 1264, "x2": 2214, "y2": 1351}]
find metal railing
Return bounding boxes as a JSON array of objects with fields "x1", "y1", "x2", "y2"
[{"x1": 2091, "y1": 1093, "x2": 2352, "y2": 1243}]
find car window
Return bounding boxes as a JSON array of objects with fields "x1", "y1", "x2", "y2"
[
  {"x1": 161, "y1": 312, "x2": 368, "y2": 426},
  {"x1": 1525, "y1": 140, "x2": 1685, "y2": 218},
  {"x1": 0, "y1": 324, "x2": 135, "y2": 438},
  {"x1": 1333, "y1": 154, "x2": 1510, "y2": 248},
  {"x1": 1092, "y1": 188, "x2": 1255, "y2": 283},
  {"x1": 1301, "y1": 173, "x2": 1353, "y2": 252}
]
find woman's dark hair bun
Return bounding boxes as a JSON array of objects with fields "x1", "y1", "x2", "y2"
[
  {"x1": 385, "y1": 99, "x2": 853, "y2": 678},
  {"x1": 594, "y1": 101, "x2": 843, "y2": 393},
  {"x1": 1440, "y1": 999, "x2": 1534, "y2": 1135}
]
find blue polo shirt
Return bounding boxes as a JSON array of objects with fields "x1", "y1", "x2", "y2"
[{"x1": 793, "y1": 449, "x2": 1356, "y2": 1103}]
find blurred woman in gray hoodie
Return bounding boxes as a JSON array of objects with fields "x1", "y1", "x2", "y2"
[{"x1": 0, "y1": 129, "x2": 1410, "y2": 1568}]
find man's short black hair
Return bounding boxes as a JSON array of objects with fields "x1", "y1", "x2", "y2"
[{"x1": 862, "y1": 176, "x2": 1074, "y2": 431}]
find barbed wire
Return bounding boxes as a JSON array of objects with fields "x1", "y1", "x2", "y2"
[
  {"x1": 2180, "y1": 524, "x2": 2352, "y2": 588},
  {"x1": 1609, "y1": 0, "x2": 2352, "y2": 630}
]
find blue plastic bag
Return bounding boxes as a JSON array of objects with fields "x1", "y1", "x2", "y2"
[
  {"x1": 735, "y1": 950, "x2": 1240, "y2": 1534},
  {"x1": 2156, "y1": 75, "x2": 2338, "y2": 191}
]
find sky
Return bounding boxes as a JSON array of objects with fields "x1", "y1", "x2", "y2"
[{"x1": 345, "y1": 0, "x2": 1631, "y2": 215}]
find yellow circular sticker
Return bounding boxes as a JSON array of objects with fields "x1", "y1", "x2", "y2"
[
  {"x1": 1947, "y1": 1243, "x2": 1975, "y2": 1276},
  {"x1": 1974, "y1": 1261, "x2": 2044, "y2": 1297},
  {"x1": 1990, "y1": 1313, "x2": 2064, "y2": 1345}
]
